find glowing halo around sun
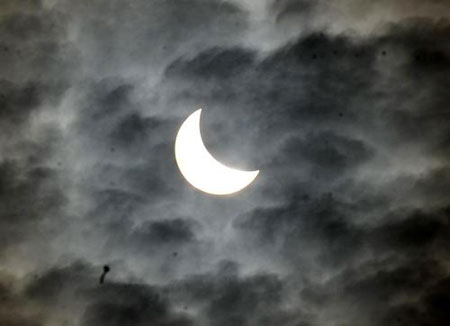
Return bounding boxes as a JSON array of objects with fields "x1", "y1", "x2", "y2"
[{"x1": 174, "y1": 109, "x2": 259, "y2": 195}]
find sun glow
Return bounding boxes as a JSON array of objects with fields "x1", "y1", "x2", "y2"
[{"x1": 175, "y1": 109, "x2": 259, "y2": 195}]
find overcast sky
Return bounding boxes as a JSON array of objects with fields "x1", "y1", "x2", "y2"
[{"x1": 0, "y1": 1, "x2": 450, "y2": 325}]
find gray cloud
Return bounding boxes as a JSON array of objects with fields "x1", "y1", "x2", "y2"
[
  {"x1": 269, "y1": 0, "x2": 450, "y2": 37},
  {"x1": 0, "y1": 1, "x2": 449, "y2": 326}
]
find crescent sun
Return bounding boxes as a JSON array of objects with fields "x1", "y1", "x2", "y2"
[{"x1": 175, "y1": 109, "x2": 259, "y2": 195}]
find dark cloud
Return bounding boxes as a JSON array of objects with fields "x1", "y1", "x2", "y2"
[
  {"x1": 82, "y1": 280, "x2": 195, "y2": 326},
  {"x1": 18, "y1": 261, "x2": 192, "y2": 326},
  {"x1": 166, "y1": 47, "x2": 255, "y2": 81},
  {"x1": 0, "y1": 80, "x2": 67, "y2": 131},
  {"x1": 166, "y1": 264, "x2": 312, "y2": 326},
  {"x1": 0, "y1": 159, "x2": 65, "y2": 255},
  {"x1": 0, "y1": 0, "x2": 74, "y2": 261},
  {"x1": 0, "y1": 5, "x2": 78, "y2": 83},
  {"x1": 27, "y1": 262, "x2": 95, "y2": 303},
  {"x1": 135, "y1": 219, "x2": 197, "y2": 245},
  {"x1": 17, "y1": 260, "x2": 302, "y2": 326},
  {"x1": 26, "y1": 262, "x2": 189, "y2": 326},
  {"x1": 0, "y1": 273, "x2": 45, "y2": 326},
  {"x1": 236, "y1": 194, "x2": 450, "y2": 325},
  {"x1": 0, "y1": 1, "x2": 449, "y2": 326},
  {"x1": 0, "y1": 4, "x2": 70, "y2": 260}
]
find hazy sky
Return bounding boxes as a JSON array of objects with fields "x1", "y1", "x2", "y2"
[{"x1": 0, "y1": 1, "x2": 450, "y2": 325}]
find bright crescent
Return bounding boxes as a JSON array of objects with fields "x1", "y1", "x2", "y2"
[{"x1": 175, "y1": 109, "x2": 259, "y2": 195}]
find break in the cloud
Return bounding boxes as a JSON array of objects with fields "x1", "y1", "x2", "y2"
[{"x1": 0, "y1": 0, "x2": 449, "y2": 326}]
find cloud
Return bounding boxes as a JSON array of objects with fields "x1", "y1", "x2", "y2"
[
  {"x1": 0, "y1": 1, "x2": 449, "y2": 326},
  {"x1": 52, "y1": 0, "x2": 249, "y2": 77},
  {"x1": 0, "y1": 160, "x2": 66, "y2": 254},
  {"x1": 269, "y1": 0, "x2": 450, "y2": 36},
  {"x1": 159, "y1": 16, "x2": 450, "y2": 325}
]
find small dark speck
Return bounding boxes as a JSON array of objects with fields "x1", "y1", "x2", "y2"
[
  {"x1": 338, "y1": 112, "x2": 343, "y2": 117},
  {"x1": 302, "y1": 194, "x2": 310, "y2": 201},
  {"x1": 183, "y1": 306, "x2": 188, "y2": 310},
  {"x1": 333, "y1": 50, "x2": 338, "y2": 55},
  {"x1": 173, "y1": 252, "x2": 178, "y2": 257},
  {"x1": 312, "y1": 54, "x2": 317, "y2": 59},
  {"x1": 110, "y1": 147, "x2": 115, "y2": 152},
  {"x1": 99, "y1": 265, "x2": 110, "y2": 284},
  {"x1": 381, "y1": 50, "x2": 387, "y2": 56}
]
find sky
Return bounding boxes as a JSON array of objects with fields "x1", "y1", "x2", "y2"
[{"x1": 0, "y1": 0, "x2": 450, "y2": 325}]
